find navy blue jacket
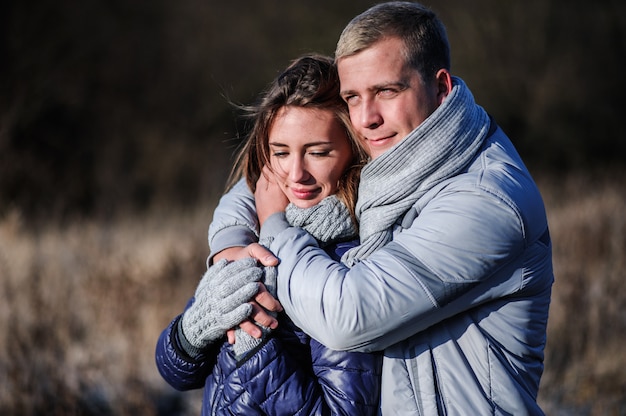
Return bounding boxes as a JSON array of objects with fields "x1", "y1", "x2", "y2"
[{"x1": 155, "y1": 241, "x2": 382, "y2": 415}]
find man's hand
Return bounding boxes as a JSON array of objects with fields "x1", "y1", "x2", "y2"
[
  {"x1": 213, "y1": 242, "x2": 283, "y2": 342},
  {"x1": 215, "y1": 166, "x2": 290, "y2": 343},
  {"x1": 227, "y1": 284, "x2": 283, "y2": 343},
  {"x1": 255, "y1": 166, "x2": 289, "y2": 226},
  {"x1": 212, "y1": 243, "x2": 281, "y2": 313},
  {"x1": 213, "y1": 243, "x2": 278, "y2": 267}
]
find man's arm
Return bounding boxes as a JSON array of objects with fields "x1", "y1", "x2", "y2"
[
  {"x1": 208, "y1": 176, "x2": 286, "y2": 336},
  {"x1": 208, "y1": 178, "x2": 260, "y2": 262},
  {"x1": 209, "y1": 174, "x2": 287, "y2": 265},
  {"x1": 264, "y1": 185, "x2": 530, "y2": 352}
]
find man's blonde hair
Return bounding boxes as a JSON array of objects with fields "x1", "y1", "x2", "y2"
[{"x1": 335, "y1": 1, "x2": 450, "y2": 83}]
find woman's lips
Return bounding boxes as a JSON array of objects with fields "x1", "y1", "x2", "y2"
[{"x1": 290, "y1": 187, "x2": 320, "y2": 200}]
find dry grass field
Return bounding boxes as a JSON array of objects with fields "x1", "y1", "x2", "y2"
[{"x1": 1, "y1": 170, "x2": 624, "y2": 415}]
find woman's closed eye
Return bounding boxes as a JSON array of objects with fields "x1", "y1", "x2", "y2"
[{"x1": 309, "y1": 150, "x2": 331, "y2": 157}]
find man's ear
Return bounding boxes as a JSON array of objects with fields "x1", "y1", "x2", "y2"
[{"x1": 435, "y1": 69, "x2": 452, "y2": 105}]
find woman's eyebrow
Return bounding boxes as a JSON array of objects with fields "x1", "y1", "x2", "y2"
[{"x1": 269, "y1": 141, "x2": 333, "y2": 147}]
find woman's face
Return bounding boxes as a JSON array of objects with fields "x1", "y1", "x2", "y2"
[{"x1": 268, "y1": 106, "x2": 353, "y2": 209}]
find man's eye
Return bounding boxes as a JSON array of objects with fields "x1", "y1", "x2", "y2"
[
  {"x1": 344, "y1": 95, "x2": 359, "y2": 106},
  {"x1": 379, "y1": 88, "x2": 397, "y2": 96}
]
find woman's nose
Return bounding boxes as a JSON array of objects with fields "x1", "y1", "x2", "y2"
[{"x1": 288, "y1": 157, "x2": 309, "y2": 183}]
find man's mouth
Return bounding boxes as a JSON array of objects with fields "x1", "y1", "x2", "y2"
[{"x1": 368, "y1": 133, "x2": 395, "y2": 143}]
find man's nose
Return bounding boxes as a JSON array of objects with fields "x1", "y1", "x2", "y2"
[{"x1": 360, "y1": 99, "x2": 383, "y2": 129}]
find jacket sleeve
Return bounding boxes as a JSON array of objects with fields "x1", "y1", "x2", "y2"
[
  {"x1": 154, "y1": 301, "x2": 220, "y2": 391},
  {"x1": 208, "y1": 178, "x2": 259, "y2": 260},
  {"x1": 266, "y1": 176, "x2": 540, "y2": 352}
]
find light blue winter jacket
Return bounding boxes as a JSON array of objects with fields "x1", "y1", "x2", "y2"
[{"x1": 208, "y1": 122, "x2": 553, "y2": 415}]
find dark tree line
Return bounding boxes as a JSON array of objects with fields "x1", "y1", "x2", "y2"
[{"x1": 1, "y1": 0, "x2": 624, "y2": 221}]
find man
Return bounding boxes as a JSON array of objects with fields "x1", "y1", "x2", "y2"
[{"x1": 210, "y1": 2, "x2": 553, "y2": 414}]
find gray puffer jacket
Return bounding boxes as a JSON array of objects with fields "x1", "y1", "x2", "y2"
[{"x1": 209, "y1": 126, "x2": 552, "y2": 415}]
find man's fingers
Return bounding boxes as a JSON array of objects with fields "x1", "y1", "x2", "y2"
[
  {"x1": 246, "y1": 243, "x2": 279, "y2": 267},
  {"x1": 238, "y1": 319, "x2": 264, "y2": 339},
  {"x1": 249, "y1": 301, "x2": 278, "y2": 330},
  {"x1": 255, "y1": 284, "x2": 283, "y2": 313},
  {"x1": 213, "y1": 244, "x2": 278, "y2": 267},
  {"x1": 226, "y1": 328, "x2": 236, "y2": 344},
  {"x1": 213, "y1": 247, "x2": 249, "y2": 263}
]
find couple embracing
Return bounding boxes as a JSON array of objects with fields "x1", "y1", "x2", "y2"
[{"x1": 156, "y1": 2, "x2": 553, "y2": 415}]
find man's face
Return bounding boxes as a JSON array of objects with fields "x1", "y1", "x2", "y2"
[{"x1": 338, "y1": 37, "x2": 444, "y2": 160}]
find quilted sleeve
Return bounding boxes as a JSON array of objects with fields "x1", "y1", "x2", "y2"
[{"x1": 155, "y1": 307, "x2": 220, "y2": 391}]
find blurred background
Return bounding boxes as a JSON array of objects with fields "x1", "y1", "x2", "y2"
[{"x1": 1, "y1": 0, "x2": 625, "y2": 415}]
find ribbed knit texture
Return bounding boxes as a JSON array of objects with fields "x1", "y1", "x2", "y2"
[
  {"x1": 342, "y1": 77, "x2": 490, "y2": 266},
  {"x1": 179, "y1": 258, "x2": 261, "y2": 359},
  {"x1": 233, "y1": 195, "x2": 357, "y2": 358},
  {"x1": 285, "y1": 195, "x2": 356, "y2": 247}
]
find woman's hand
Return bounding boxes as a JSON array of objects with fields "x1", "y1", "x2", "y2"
[
  {"x1": 255, "y1": 166, "x2": 289, "y2": 226},
  {"x1": 227, "y1": 283, "x2": 283, "y2": 343},
  {"x1": 224, "y1": 282, "x2": 283, "y2": 343},
  {"x1": 216, "y1": 166, "x2": 289, "y2": 343},
  {"x1": 213, "y1": 242, "x2": 283, "y2": 342}
]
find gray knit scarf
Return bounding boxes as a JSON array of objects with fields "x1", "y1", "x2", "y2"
[
  {"x1": 233, "y1": 195, "x2": 357, "y2": 358},
  {"x1": 342, "y1": 77, "x2": 490, "y2": 267}
]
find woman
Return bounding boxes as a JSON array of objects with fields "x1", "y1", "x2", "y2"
[{"x1": 155, "y1": 54, "x2": 381, "y2": 415}]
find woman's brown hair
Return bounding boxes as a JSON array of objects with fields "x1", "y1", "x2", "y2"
[{"x1": 227, "y1": 54, "x2": 367, "y2": 223}]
